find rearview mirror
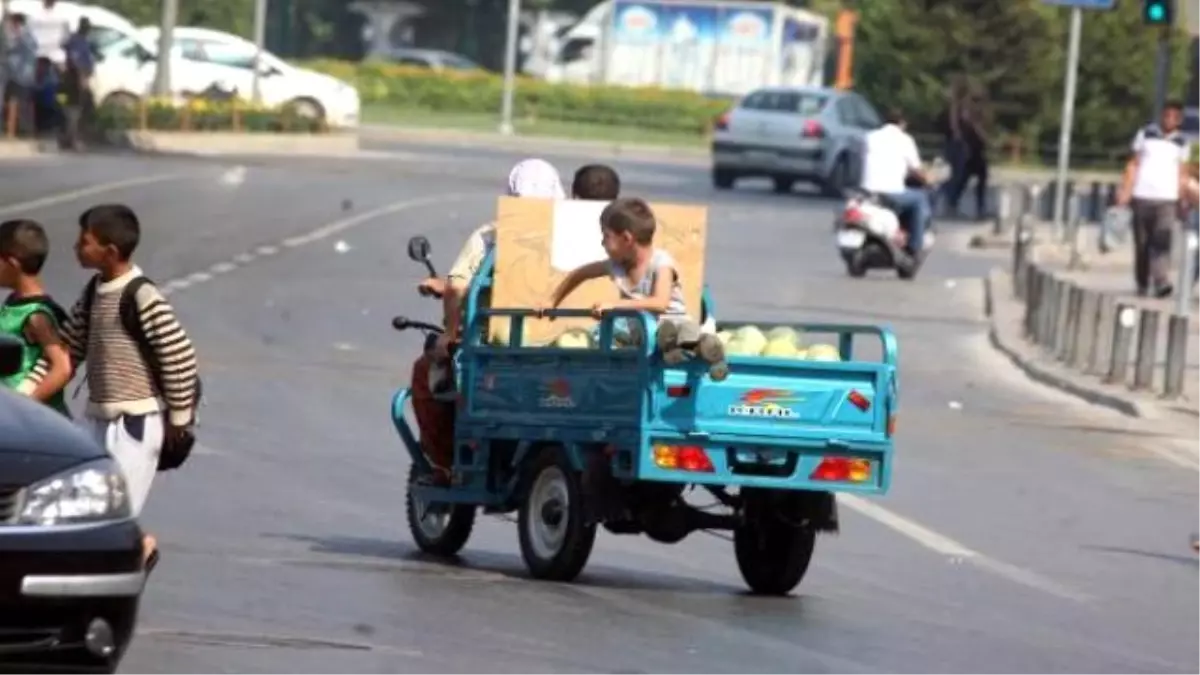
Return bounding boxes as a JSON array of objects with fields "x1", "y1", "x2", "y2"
[
  {"x1": 0, "y1": 335, "x2": 23, "y2": 377},
  {"x1": 407, "y1": 236, "x2": 431, "y2": 263}
]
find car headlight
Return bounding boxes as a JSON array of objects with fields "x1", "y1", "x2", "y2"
[{"x1": 17, "y1": 458, "x2": 131, "y2": 526}]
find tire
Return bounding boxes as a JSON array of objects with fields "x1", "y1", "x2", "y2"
[
  {"x1": 285, "y1": 96, "x2": 326, "y2": 122},
  {"x1": 821, "y1": 154, "x2": 851, "y2": 198},
  {"x1": 845, "y1": 250, "x2": 868, "y2": 278},
  {"x1": 896, "y1": 265, "x2": 917, "y2": 280},
  {"x1": 405, "y1": 464, "x2": 476, "y2": 556},
  {"x1": 734, "y1": 495, "x2": 817, "y2": 596},
  {"x1": 101, "y1": 91, "x2": 140, "y2": 111},
  {"x1": 712, "y1": 167, "x2": 736, "y2": 190},
  {"x1": 772, "y1": 175, "x2": 795, "y2": 194},
  {"x1": 518, "y1": 447, "x2": 596, "y2": 581}
]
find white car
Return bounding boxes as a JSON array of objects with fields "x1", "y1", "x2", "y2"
[{"x1": 94, "y1": 26, "x2": 359, "y2": 129}]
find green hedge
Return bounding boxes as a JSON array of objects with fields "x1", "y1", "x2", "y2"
[
  {"x1": 94, "y1": 98, "x2": 326, "y2": 133},
  {"x1": 299, "y1": 59, "x2": 729, "y2": 136}
]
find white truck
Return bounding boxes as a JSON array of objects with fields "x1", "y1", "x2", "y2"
[{"x1": 540, "y1": 0, "x2": 829, "y2": 97}]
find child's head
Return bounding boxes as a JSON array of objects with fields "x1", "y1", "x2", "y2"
[
  {"x1": 600, "y1": 197, "x2": 656, "y2": 263},
  {"x1": 0, "y1": 219, "x2": 50, "y2": 288},
  {"x1": 572, "y1": 164, "x2": 621, "y2": 201},
  {"x1": 75, "y1": 204, "x2": 140, "y2": 271}
]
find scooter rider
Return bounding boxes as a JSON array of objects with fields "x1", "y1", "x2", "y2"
[{"x1": 860, "y1": 107, "x2": 932, "y2": 266}]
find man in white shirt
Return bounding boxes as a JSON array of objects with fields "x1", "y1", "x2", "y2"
[
  {"x1": 860, "y1": 108, "x2": 932, "y2": 260},
  {"x1": 25, "y1": 0, "x2": 71, "y2": 66},
  {"x1": 1117, "y1": 100, "x2": 1189, "y2": 297}
]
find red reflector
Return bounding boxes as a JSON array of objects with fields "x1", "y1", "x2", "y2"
[
  {"x1": 666, "y1": 385, "x2": 692, "y2": 397},
  {"x1": 715, "y1": 111, "x2": 731, "y2": 131},
  {"x1": 847, "y1": 390, "x2": 870, "y2": 411},
  {"x1": 802, "y1": 120, "x2": 824, "y2": 137},
  {"x1": 843, "y1": 207, "x2": 863, "y2": 223},
  {"x1": 810, "y1": 457, "x2": 871, "y2": 483}
]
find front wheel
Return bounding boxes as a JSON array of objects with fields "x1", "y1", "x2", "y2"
[
  {"x1": 843, "y1": 250, "x2": 868, "y2": 278},
  {"x1": 518, "y1": 447, "x2": 596, "y2": 581},
  {"x1": 712, "y1": 167, "x2": 737, "y2": 190},
  {"x1": 734, "y1": 497, "x2": 817, "y2": 596},
  {"x1": 406, "y1": 465, "x2": 476, "y2": 556}
]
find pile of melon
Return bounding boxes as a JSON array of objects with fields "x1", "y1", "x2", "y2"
[{"x1": 716, "y1": 325, "x2": 841, "y2": 361}]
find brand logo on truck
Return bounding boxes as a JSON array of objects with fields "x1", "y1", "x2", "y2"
[
  {"x1": 619, "y1": 6, "x2": 658, "y2": 36},
  {"x1": 727, "y1": 11, "x2": 768, "y2": 41},
  {"x1": 539, "y1": 378, "x2": 577, "y2": 409},
  {"x1": 728, "y1": 389, "x2": 800, "y2": 418}
]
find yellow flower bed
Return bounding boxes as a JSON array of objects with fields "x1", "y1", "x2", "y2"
[
  {"x1": 298, "y1": 58, "x2": 730, "y2": 136},
  {"x1": 95, "y1": 97, "x2": 326, "y2": 133}
]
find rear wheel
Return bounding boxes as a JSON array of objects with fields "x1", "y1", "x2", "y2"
[
  {"x1": 844, "y1": 250, "x2": 868, "y2": 278},
  {"x1": 772, "y1": 175, "x2": 795, "y2": 194},
  {"x1": 406, "y1": 464, "x2": 476, "y2": 556},
  {"x1": 712, "y1": 167, "x2": 736, "y2": 189},
  {"x1": 518, "y1": 447, "x2": 596, "y2": 581},
  {"x1": 734, "y1": 492, "x2": 817, "y2": 595}
]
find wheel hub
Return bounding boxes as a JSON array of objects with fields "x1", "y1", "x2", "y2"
[{"x1": 527, "y1": 467, "x2": 570, "y2": 560}]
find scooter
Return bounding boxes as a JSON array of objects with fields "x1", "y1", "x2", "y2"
[{"x1": 834, "y1": 189, "x2": 936, "y2": 280}]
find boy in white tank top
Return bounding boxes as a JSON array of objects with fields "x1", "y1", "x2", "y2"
[{"x1": 540, "y1": 197, "x2": 727, "y2": 380}]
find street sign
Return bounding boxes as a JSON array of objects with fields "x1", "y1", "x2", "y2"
[{"x1": 1040, "y1": 0, "x2": 1115, "y2": 9}]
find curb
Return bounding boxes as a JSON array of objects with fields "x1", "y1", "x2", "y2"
[
  {"x1": 106, "y1": 131, "x2": 361, "y2": 157},
  {"x1": 984, "y1": 267, "x2": 1144, "y2": 417}
]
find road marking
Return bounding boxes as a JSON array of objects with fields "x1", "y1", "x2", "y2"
[
  {"x1": 155, "y1": 192, "x2": 478, "y2": 298},
  {"x1": 0, "y1": 173, "x2": 189, "y2": 215},
  {"x1": 840, "y1": 494, "x2": 1091, "y2": 602}
]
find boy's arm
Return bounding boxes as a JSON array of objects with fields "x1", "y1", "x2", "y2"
[
  {"x1": 443, "y1": 226, "x2": 491, "y2": 338},
  {"x1": 136, "y1": 286, "x2": 199, "y2": 427},
  {"x1": 548, "y1": 261, "x2": 608, "y2": 309},
  {"x1": 22, "y1": 313, "x2": 71, "y2": 403},
  {"x1": 23, "y1": 292, "x2": 89, "y2": 388}
]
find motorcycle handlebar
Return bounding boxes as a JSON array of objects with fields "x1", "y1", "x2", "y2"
[{"x1": 392, "y1": 316, "x2": 444, "y2": 334}]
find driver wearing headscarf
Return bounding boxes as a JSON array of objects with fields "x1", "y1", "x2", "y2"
[{"x1": 410, "y1": 159, "x2": 577, "y2": 483}]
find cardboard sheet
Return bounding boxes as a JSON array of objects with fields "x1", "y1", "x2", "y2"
[{"x1": 489, "y1": 196, "x2": 707, "y2": 346}]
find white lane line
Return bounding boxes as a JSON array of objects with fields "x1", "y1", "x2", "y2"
[
  {"x1": 840, "y1": 494, "x2": 1091, "y2": 602},
  {"x1": 0, "y1": 173, "x2": 189, "y2": 215},
  {"x1": 155, "y1": 191, "x2": 477, "y2": 298}
]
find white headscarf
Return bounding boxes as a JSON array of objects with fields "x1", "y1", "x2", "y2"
[{"x1": 507, "y1": 158, "x2": 565, "y2": 199}]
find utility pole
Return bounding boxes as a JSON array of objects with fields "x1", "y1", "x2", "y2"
[
  {"x1": 250, "y1": 0, "x2": 268, "y2": 103},
  {"x1": 499, "y1": 0, "x2": 521, "y2": 135},
  {"x1": 153, "y1": 0, "x2": 178, "y2": 96}
]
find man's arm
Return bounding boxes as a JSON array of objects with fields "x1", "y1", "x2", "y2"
[
  {"x1": 23, "y1": 291, "x2": 89, "y2": 389},
  {"x1": 443, "y1": 226, "x2": 491, "y2": 338},
  {"x1": 22, "y1": 312, "x2": 70, "y2": 403},
  {"x1": 136, "y1": 285, "x2": 199, "y2": 427},
  {"x1": 1118, "y1": 130, "x2": 1146, "y2": 205}
]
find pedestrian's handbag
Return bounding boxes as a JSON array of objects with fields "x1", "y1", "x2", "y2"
[{"x1": 1099, "y1": 206, "x2": 1131, "y2": 254}]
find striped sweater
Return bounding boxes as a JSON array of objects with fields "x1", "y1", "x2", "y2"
[{"x1": 26, "y1": 267, "x2": 199, "y2": 426}]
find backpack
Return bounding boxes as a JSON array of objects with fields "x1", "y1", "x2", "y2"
[{"x1": 81, "y1": 275, "x2": 203, "y2": 471}]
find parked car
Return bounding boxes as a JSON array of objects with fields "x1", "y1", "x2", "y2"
[
  {"x1": 711, "y1": 86, "x2": 882, "y2": 196},
  {"x1": 93, "y1": 26, "x2": 360, "y2": 129},
  {"x1": 382, "y1": 47, "x2": 484, "y2": 72},
  {"x1": 0, "y1": 336, "x2": 146, "y2": 673}
]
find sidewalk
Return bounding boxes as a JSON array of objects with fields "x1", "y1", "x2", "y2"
[{"x1": 986, "y1": 228, "x2": 1199, "y2": 421}]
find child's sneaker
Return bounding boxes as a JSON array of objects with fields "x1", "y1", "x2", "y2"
[{"x1": 695, "y1": 333, "x2": 729, "y2": 381}]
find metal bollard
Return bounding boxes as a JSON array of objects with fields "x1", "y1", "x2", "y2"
[
  {"x1": 993, "y1": 185, "x2": 1013, "y2": 236},
  {"x1": 1025, "y1": 268, "x2": 1047, "y2": 337},
  {"x1": 1105, "y1": 304, "x2": 1137, "y2": 385},
  {"x1": 1162, "y1": 314, "x2": 1189, "y2": 398},
  {"x1": 1051, "y1": 280, "x2": 1073, "y2": 356},
  {"x1": 1131, "y1": 308, "x2": 1160, "y2": 390},
  {"x1": 1062, "y1": 285, "x2": 1084, "y2": 363},
  {"x1": 1039, "y1": 277, "x2": 1060, "y2": 347},
  {"x1": 1071, "y1": 289, "x2": 1100, "y2": 369},
  {"x1": 1088, "y1": 293, "x2": 1116, "y2": 375}
]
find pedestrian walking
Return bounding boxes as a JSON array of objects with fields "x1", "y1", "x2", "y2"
[
  {"x1": 936, "y1": 77, "x2": 970, "y2": 215},
  {"x1": 62, "y1": 17, "x2": 94, "y2": 149},
  {"x1": 1117, "y1": 100, "x2": 1190, "y2": 298},
  {"x1": 2, "y1": 12, "x2": 37, "y2": 137}
]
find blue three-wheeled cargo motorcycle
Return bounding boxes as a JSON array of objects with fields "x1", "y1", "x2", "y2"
[{"x1": 391, "y1": 235, "x2": 898, "y2": 595}]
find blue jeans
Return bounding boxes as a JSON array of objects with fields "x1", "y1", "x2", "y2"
[{"x1": 882, "y1": 189, "x2": 932, "y2": 253}]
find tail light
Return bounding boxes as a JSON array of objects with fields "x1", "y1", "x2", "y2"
[
  {"x1": 666, "y1": 385, "x2": 692, "y2": 397},
  {"x1": 843, "y1": 206, "x2": 864, "y2": 224},
  {"x1": 802, "y1": 120, "x2": 824, "y2": 138},
  {"x1": 847, "y1": 389, "x2": 870, "y2": 411},
  {"x1": 810, "y1": 457, "x2": 872, "y2": 483},
  {"x1": 714, "y1": 111, "x2": 731, "y2": 131},
  {"x1": 653, "y1": 445, "x2": 714, "y2": 473}
]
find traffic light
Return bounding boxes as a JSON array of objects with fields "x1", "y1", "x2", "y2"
[{"x1": 1142, "y1": 0, "x2": 1175, "y2": 26}]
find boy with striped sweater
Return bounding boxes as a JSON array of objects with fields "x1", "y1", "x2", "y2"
[{"x1": 27, "y1": 204, "x2": 199, "y2": 563}]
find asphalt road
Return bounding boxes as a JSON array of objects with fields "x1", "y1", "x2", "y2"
[{"x1": 1, "y1": 144, "x2": 1196, "y2": 674}]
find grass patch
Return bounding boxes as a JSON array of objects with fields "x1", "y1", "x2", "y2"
[{"x1": 361, "y1": 104, "x2": 707, "y2": 149}]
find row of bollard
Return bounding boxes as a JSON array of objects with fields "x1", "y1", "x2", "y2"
[{"x1": 1015, "y1": 262, "x2": 1191, "y2": 399}]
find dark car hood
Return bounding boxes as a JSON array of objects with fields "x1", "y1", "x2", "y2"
[{"x1": 0, "y1": 388, "x2": 105, "y2": 485}]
